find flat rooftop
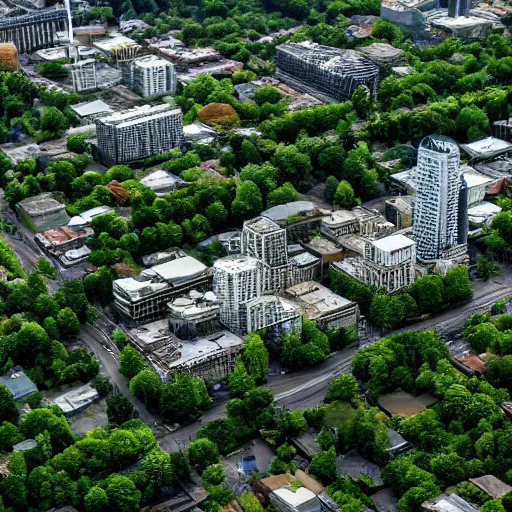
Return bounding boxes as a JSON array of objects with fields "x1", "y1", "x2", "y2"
[
  {"x1": 214, "y1": 254, "x2": 260, "y2": 273},
  {"x1": 71, "y1": 99, "x2": 114, "y2": 118},
  {"x1": 93, "y1": 34, "x2": 141, "y2": 52},
  {"x1": 371, "y1": 234, "x2": 415, "y2": 252},
  {"x1": 286, "y1": 281, "x2": 355, "y2": 320},
  {"x1": 0, "y1": 369, "x2": 37, "y2": 400},
  {"x1": 134, "y1": 55, "x2": 174, "y2": 68},
  {"x1": 461, "y1": 137, "x2": 512, "y2": 159},
  {"x1": 378, "y1": 389, "x2": 427, "y2": 416},
  {"x1": 244, "y1": 216, "x2": 283, "y2": 235},
  {"x1": 96, "y1": 104, "x2": 181, "y2": 127},
  {"x1": 469, "y1": 475, "x2": 512, "y2": 499},
  {"x1": 17, "y1": 193, "x2": 66, "y2": 216},
  {"x1": 168, "y1": 330, "x2": 244, "y2": 369},
  {"x1": 261, "y1": 201, "x2": 319, "y2": 223},
  {"x1": 142, "y1": 256, "x2": 207, "y2": 284},
  {"x1": 322, "y1": 210, "x2": 357, "y2": 227}
]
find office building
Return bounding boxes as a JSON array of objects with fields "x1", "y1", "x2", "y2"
[
  {"x1": 129, "y1": 55, "x2": 177, "y2": 97},
  {"x1": 275, "y1": 41, "x2": 379, "y2": 102},
  {"x1": 0, "y1": 8, "x2": 67, "y2": 54},
  {"x1": 95, "y1": 104, "x2": 183, "y2": 166},
  {"x1": 113, "y1": 255, "x2": 212, "y2": 321},
  {"x1": 413, "y1": 135, "x2": 465, "y2": 261}
]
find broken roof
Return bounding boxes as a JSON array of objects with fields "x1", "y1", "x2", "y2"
[
  {"x1": 469, "y1": 475, "x2": 512, "y2": 499},
  {"x1": 68, "y1": 206, "x2": 113, "y2": 227},
  {"x1": 53, "y1": 384, "x2": 99, "y2": 416},
  {"x1": 17, "y1": 193, "x2": 66, "y2": 216},
  {"x1": 140, "y1": 170, "x2": 183, "y2": 194},
  {"x1": 286, "y1": 281, "x2": 355, "y2": 320},
  {"x1": 422, "y1": 493, "x2": 480, "y2": 512}
]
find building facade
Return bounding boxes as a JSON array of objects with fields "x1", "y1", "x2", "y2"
[
  {"x1": 95, "y1": 104, "x2": 183, "y2": 166},
  {"x1": 413, "y1": 135, "x2": 463, "y2": 261},
  {"x1": 0, "y1": 9, "x2": 67, "y2": 54},
  {"x1": 70, "y1": 59, "x2": 98, "y2": 93},
  {"x1": 361, "y1": 234, "x2": 416, "y2": 292},
  {"x1": 213, "y1": 255, "x2": 261, "y2": 334},
  {"x1": 275, "y1": 41, "x2": 379, "y2": 102},
  {"x1": 129, "y1": 56, "x2": 177, "y2": 97}
]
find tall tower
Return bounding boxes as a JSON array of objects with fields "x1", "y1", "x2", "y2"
[
  {"x1": 413, "y1": 135, "x2": 462, "y2": 261},
  {"x1": 213, "y1": 255, "x2": 261, "y2": 334},
  {"x1": 448, "y1": 0, "x2": 470, "y2": 18}
]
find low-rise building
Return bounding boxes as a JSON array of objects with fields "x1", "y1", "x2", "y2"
[
  {"x1": 285, "y1": 281, "x2": 358, "y2": 329},
  {"x1": 35, "y1": 225, "x2": 93, "y2": 266},
  {"x1": 67, "y1": 205, "x2": 113, "y2": 230},
  {"x1": 245, "y1": 295, "x2": 302, "y2": 335},
  {"x1": 93, "y1": 34, "x2": 142, "y2": 62},
  {"x1": 460, "y1": 136, "x2": 512, "y2": 162},
  {"x1": 385, "y1": 196, "x2": 412, "y2": 230},
  {"x1": 361, "y1": 234, "x2": 416, "y2": 292},
  {"x1": 16, "y1": 193, "x2": 70, "y2": 232},
  {"x1": 113, "y1": 255, "x2": 212, "y2": 321},
  {"x1": 140, "y1": 170, "x2": 184, "y2": 196},
  {"x1": 421, "y1": 493, "x2": 480, "y2": 512},
  {"x1": 0, "y1": 367, "x2": 37, "y2": 400},
  {"x1": 52, "y1": 384, "x2": 99, "y2": 417}
]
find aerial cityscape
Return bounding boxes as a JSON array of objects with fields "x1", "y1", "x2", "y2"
[{"x1": 0, "y1": 0, "x2": 512, "y2": 509}]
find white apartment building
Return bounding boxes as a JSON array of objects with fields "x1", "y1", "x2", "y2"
[
  {"x1": 129, "y1": 55, "x2": 177, "y2": 97},
  {"x1": 361, "y1": 234, "x2": 416, "y2": 292},
  {"x1": 413, "y1": 135, "x2": 463, "y2": 261},
  {"x1": 95, "y1": 104, "x2": 183, "y2": 166}
]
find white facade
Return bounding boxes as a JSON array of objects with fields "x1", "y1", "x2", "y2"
[
  {"x1": 413, "y1": 135, "x2": 462, "y2": 261},
  {"x1": 361, "y1": 234, "x2": 416, "y2": 292},
  {"x1": 70, "y1": 59, "x2": 98, "y2": 92},
  {"x1": 130, "y1": 56, "x2": 177, "y2": 97},
  {"x1": 213, "y1": 255, "x2": 261, "y2": 334}
]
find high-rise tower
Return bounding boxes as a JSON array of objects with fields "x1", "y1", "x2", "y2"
[{"x1": 413, "y1": 135, "x2": 462, "y2": 261}]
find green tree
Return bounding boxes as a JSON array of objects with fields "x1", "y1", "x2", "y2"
[
  {"x1": 143, "y1": 447, "x2": 173, "y2": 488},
  {"x1": 324, "y1": 176, "x2": 340, "y2": 203},
  {"x1": 476, "y1": 257, "x2": 501, "y2": 281},
  {"x1": 237, "y1": 139, "x2": 262, "y2": 167},
  {"x1": 231, "y1": 181, "x2": 263, "y2": 221},
  {"x1": 67, "y1": 134, "x2": 90, "y2": 154},
  {"x1": 254, "y1": 85, "x2": 283, "y2": 106},
  {"x1": 104, "y1": 474, "x2": 141, "y2": 512},
  {"x1": 202, "y1": 463, "x2": 225, "y2": 486},
  {"x1": 325, "y1": 374, "x2": 360, "y2": 404},
  {"x1": 444, "y1": 266, "x2": 473, "y2": 305},
  {"x1": 118, "y1": 346, "x2": 146, "y2": 379},
  {"x1": 272, "y1": 144, "x2": 313, "y2": 185},
  {"x1": 228, "y1": 356, "x2": 255, "y2": 397},
  {"x1": 170, "y1": 450, "x2": 191, "y2": 482},
  {"x1": 309, "y1": 446, "x2": 337, "y2": 484},
  {"x1": 188, "y1": 438, "x2": 220, "y2": 473},
  {"x1": 37, "y1": 257, "x2": 56, "y2": 279},
  {"x1": 239, "y1": 492, "x2": 265, "y2": 512},
  {"x1": 0, "y1": 385, "x2": 18, "y2": 424},
  {"x1": 243, "y1": 333, "x2": 269, "y2": 384},
  {"x1": 351, "y1": 85, "x2": 373, "y2": 119},
  {"x1": 410, "y1": 274, "x2": 445, "y2": 314},
  {"x1": 369, "y1": 294, "x2": 407, "y2": 331},
  {"x1": 40, "y1": 107, "x2": 68, "y2": 134},
  {"x1": 56, "y1": 307, "x2": 81, "y2": 339},
  {"x1": 107, "y1": 395, "x2": 138, "y2": 427},
  {"x1": 205, "y1": 201, "x2": 229, "y2": 231},
  {"x1": 240, "y1": 163, "x2": 279, "y2": 196},
  {"x1": 267, "y1": 182, "x2": 299, "y2": 208},
  {"x1": 84, "y1": 486, "x2": 109, "y2": 512},
  {"x1": 160, "y1": 373, "x2": 211, "y2": 423},
  {"x1": 129, "y1": 369, "x2": 162, "y2": 408},
  {"x1": 334, "y1": 180, "x2": 355, "y2": 208},
  {"x1": 466, "y1": 323, "x2": 502, "y2": 354}
]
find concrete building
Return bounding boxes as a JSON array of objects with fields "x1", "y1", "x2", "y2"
[
  {"x1": 242, "y1": 216, "x2": 290, "y2": 292},
  {"x1": 0, "y1": 8, "x2": 67, "y2": 54},
  {"x1": 167, "y1": 292, "x2": 220, "y2": 339},
  {"x1": 95, "y1": 104, "x2": 183, "y2": 166},
  {"x1": 213, "y1": 254, "x2": 261, "y2": 334},
  {"x1": 70, "y1": 59, "x2": 97, "y2": 93},
  {"x1": 0, "y1": 43, "x2": 18, "y2": 71},
  {"x1": 494, "y1": 119, "x2": 512, "y2": 142},
  {"x1": 245, "y1": 295, "x2": 302, "y2": 335},
  {"x1": 460, "y1": 136, "x2": 512, "y2": 162},
  {"x1": 361, "y1": 234, "x2": 416, "y2": 291},
  {"x1": 275, "y1": 41, "x2": 379, "y2": 102},
  {"x1": 385, "y1": 196, "x2": 412, "y2": 230},
  {"x1": 166, "y1": 330, "x2": 244, "y2": 383},
  {"x1": 93, "y1": 34, "x2": 141, "y2": 62},
  {"x1": 413, "y1": 135, "x2": 465, "y2": 262},
  {"x1": 16, "y1": 193, "x2": 70, "y2": 233},
  {"x1": 53, "y1": 384, "x2": 99, "y2": 417},
  {"x1": 35, "y1": 225, "x2": 93, "y2": 266},
  {"x1": 113, "y1": 255, "x2": 212, "y2": 321},
  {"x1": 286, "y1": 281, "x2": 358, "y2": 329},
  {"x1": 128, "y1": 55, "x2": 177, "y2": 97}
]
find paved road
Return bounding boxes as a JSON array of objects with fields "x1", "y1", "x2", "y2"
[{"x1": 158, "y1": 273, "x2": 512, "y2": 452}]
